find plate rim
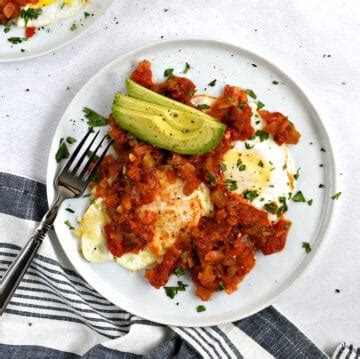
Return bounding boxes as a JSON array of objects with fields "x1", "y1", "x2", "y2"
[
  {"x1": 0, "y1": 0, "x2": 114, "y2": 63},
  {"x1": 46, "y1": 37, "x2": 337, "y2": 327}
]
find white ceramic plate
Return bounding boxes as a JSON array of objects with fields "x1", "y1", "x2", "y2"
[
  {"x1": 0, "y1": 0, "x2": 113, "y2": 62},
  {"x1": 46, "y1": 39, "x2": 336, "y2": 327}
]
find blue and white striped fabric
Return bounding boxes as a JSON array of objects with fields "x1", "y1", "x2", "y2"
[{"x1": 0, "y1": 172, "x2": 330, "y2": 358}]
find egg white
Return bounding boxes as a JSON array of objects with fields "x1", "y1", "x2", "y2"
[{"x1": 17, "y1": 0, "x2": 85, "y2": 27}]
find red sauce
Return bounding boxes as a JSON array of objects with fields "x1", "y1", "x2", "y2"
[
  {"x1": 0, "y1": 0, "x2": 37, "y2": 23},
  {"x1": 93, "y1": 60, "x2": 300, "y2": 300}
]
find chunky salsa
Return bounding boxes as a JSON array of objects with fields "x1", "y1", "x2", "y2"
[{"x1": 91, "y1": 60, "x2": 300, "y2": 301}]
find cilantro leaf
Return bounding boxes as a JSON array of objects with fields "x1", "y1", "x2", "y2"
[
  {"x1": 183, "y1": 62, "x2": 190, "y2": 74},
  {"x1": 302, "y1": 242, "x2": 311, "y2": 253},
  {"x1": 83, "y1": 107, "x2": 107, "y2": 127},
  {"x1": 164, "y1": 68, "x2": 174, "y2": 78},
  {"x1": 208, "y1": 79, "x2": 217, "y2": 87},
  {"x1": 196, "y1": 305, "x2": 206, "y2": 312},
  {"x1": 55, "y1": 139, "x2": 70, "y2": 163},
  {"x1": 225, "y1": 179, "x2": 238, "y2": 191},
  {"x1": 245, "y1": 89, "x2": 257, "y2": 99},
  {"x1": 292, "y1": 191, "x2": 306, "y2": 202},
  {"x1": 331, "y1": 192, "x2": 342, "y2": 200}
]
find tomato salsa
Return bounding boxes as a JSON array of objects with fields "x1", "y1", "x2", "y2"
[{"x1": 92, "y1": 60, "x2": 300, "y2": 301}]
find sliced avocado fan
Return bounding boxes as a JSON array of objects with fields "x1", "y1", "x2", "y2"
[{"x1": 112, "y1": 92, "x2": 225, "y2": 155}]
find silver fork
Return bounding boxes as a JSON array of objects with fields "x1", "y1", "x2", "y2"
[{"x1": 0, "y1": 128, "x2": 113, "y2": 315}]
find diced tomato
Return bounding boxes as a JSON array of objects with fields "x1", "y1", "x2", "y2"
[
  {"x1": 130, "y1": 60, "x2": 154, "y2": 88},
  {"x1": 157, "y1": 76, "x2": 196, "y2": 105},
  {"x1": 25, "y1": 26, "x2": 36, "y2": 38}
]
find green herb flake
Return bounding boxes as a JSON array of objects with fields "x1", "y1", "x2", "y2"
[
  {"x1": 245, "y1": 89, "x2": 257, "y2": 99},
  {"x1": 4, "y1": 19, "x2": 16, "y2": 33},
  {"x1": 277, "y1": 196, "x2": 288, "y2": 217},
  {"x1": 218, "y1": 281, "x2": 225, "y2": 291},
  {"x1": 331, "y1": 192, "x2": 342, "y2": 200},
  {"x1": 243, "y1": 189, "x2": 259, "y2": 202},
  {"x1": 236, "y1": 158, "x2": 246, "y2": 171},
  {"x1": 174, "y1": 266, "x2": 185, "y2": 277},
  {"x1": 20, "y1": 8, "x2": 42, "y2": 25},
  {"x1": 70, "y1": 23, "x2": 77, "y2": 31},
  {"x1": 8, "y1": 37, "x2": 25, "y2": 45},
  {"x1": 256, "y1": 101, "x2": 265, "y2": 110},
  {"x1": 86, "y1": 150, "x2": 100, "y2": 161},
  {"x1": 228, "y1": 97, "x2": 236, "y2": 103},
  {"x1": 164, "y1": 281, "x2": 188, "y2": 299},
  {"x1": 180, "y1": 252, "x2": 188, "y2": 259},
  {"x1": 207, "y1": 171, "x2": 217, "y2": 184},
  {"x1": 208, "y1": 79, "x2": 217, "y2": 87},
  {"x1": 302, "y1": 242, "x2": 311, "y2": 253},
  {"x1": 64, "y1": 220, "x2": 74, "y2": 230},
  {"x1": 66, "y1": 136, "x2": 77, "y2": 144},
  {"x1": 319, "y1": 184, "x2": 325, "y2": 188},
  {"x1": 198, "y1": 104, "x2": 210, "y2": 110},
  {"x1": 294, "y1": 168, "x2": 301, "y2": 180},
  {"x1": 264, "y1": 202, "x2": 278, "y2": 214},
  {"x1": 83, "y1": 107, "x2": 108, "y2": 127},
  {"x1": 55, "y1": 139, "x2": 70, "y2": 163},
  {"x1": 238, "y1": 102, "x2": 245, "y2": 109},
  {"x1": 255, "y1": 130, "x2": 269, "y2": 142},
  {"x1": 258, "y1": 160, "x2": 264, "y2": 168},
  {"x1": 245, "y1": 142, "x2": 254, "y2": 149},
  {"x1": 196, "y1": 305, "x2": 206, "y2": 313},
  {"x1": 65, "y1": 208, "x2": 75, "y2": 213},
  {"x1": 307, "y1": 199, "x2": 313, "y2": 206},
  {"x1": 221, "y1": 162, "x2": 227, "y2": 172},
  {"x1": 226, "y1": 179, "x2": 238, "y2": 191},
  {"x1": 272, "y1": 80, "x2": 279, "y2": 85},
  {"x1": 183, "y1": 62, "x2": 191, "y2": 74},
  {"x1": 164, "y1": 68, "x2": 174, "y2": 78},
  {"x1": 292, "y1": 191, "x2": 306, "y2": 202},
  {"x1": 84, "y1": 11, "x2": 90, "y2": 18}
]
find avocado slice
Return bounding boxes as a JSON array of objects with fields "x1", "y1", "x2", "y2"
[
  {"x1": 114, "y1": 93, "x2": 223, "y2": 132},
  {"x1": 112, "y1": 106, "x2": 224, "y2": 155},
  {"x1": 126, "y1": 79, "x2": 224, "y2": 128}
]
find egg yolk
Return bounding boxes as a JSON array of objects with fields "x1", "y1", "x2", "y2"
[
  {"x1": 223, "y1": 149, "x2": 271, "y2": 195},
  {"x1": 35, "y1": 0, "x2": 73, "y2": 7}
]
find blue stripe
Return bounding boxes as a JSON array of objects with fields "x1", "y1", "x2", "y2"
[
  {"x1": 212, "y1": 326, "x2": 243, "y2": 358},
  {"x1": 180, "y1": 327, "x2": 214, "y2": 358}
]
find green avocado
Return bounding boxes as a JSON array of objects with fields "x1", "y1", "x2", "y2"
[
  {"x1": 126, "y1": 79, "x2": 223, "y2": 127},
  {"x1": 111, "y1": 104, "x2": 224, "y2": 155}
]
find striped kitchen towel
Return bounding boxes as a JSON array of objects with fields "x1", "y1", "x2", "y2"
[{"x1": 0, "y1": 172, "x2": 330, "y2": 358}]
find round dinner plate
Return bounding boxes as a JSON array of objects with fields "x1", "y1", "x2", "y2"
[
  {"x1": 0, "y1": 0, "x2": 113, "y2": 62},
  {"x1": 46, "y1": 39, "x2": 336, "y2": 327}
]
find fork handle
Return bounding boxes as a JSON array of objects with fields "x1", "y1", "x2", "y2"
[{"x1": 0, "y1": 194, "x2": 62, "y2": 315}]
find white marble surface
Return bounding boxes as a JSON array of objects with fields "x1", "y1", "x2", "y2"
[{"x1": 0, "y1": 0, "x2": 359, "y2": 354}]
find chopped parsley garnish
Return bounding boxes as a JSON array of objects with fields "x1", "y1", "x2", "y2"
[
  {"x1": 255, "y1": 130, "x2": 269, "y2": 142},
  {"x1": 198, "y1": 104, "x2": 210, "y2": 110},
  {"x1": 245, "y1": 89, "x2": 257, "y2": 99},
  {"x1": 258, "y1": 160, "x2": 264, "y2": 168},
  {"x1": 236, "y1": 158, "x2": 246, "y2": 171},
  {"x1": 264, "y1": 202, "x2": 278, "y2": 214},
  {"x1": 91, "y1": 172, "x2": 101, "y2": 183},
  {"x1": 55, "y1": 138, "x2": 70, "y2": 163},
  {"x1": 183, "y1": 62, "x2": 191, "y2": 74},
  {"x1": 245, "y1": 142, "x2": 254, "y2": 149},
  {"x1": 4, "y1": 19, "x2": 16, "y2": 33},
  {"x1": 294, "y1": 168, "x2": 301, "y2": 180},
  {"x1": 86, "y1": 150, "x2": 100, "y2": 161},
  {"x1": 307, "y1": 199, "x2": 313, "y2": 206},
  {"x1": 228, "y1": 97, "x2": 236, "y2": 102},
  {"x1": 65, "y1": 208, "x2": 75, "y2": 213},
  {"x1": 84, "y1": 11, "x2": 91, "y2": 18},
  {"x1": 292, "y1": 191, "x2": 306, "y2": 202},
  {"x1": 221, "y1": 162, "x2": 227, "y2": 172},
  {"x1": 164, "y1": 68, "x2": 174, "y2": 78},
  {"x1": 319, "y1": 184, "x2": 325, "y2": 188},
  {"x1": 256, "y1": 101, "x2": 265, "y2": 110},
  {"x1": 238, "y1": 103, "x2": 245, "y2": 109},
  {"x1": 83, "y1": 107, "x2": 107, "y2": 127},
  {"x1": 320, "y1": 147, "x2": 326, "y2": 152},
  {"x1": 66, "y1": 136, "x2": 77, "y2": 144},
  {"x1": 243, "y1": 190, "x2": 259, "y2": 202},
  {"x1": 272, "y1": 80, "x2": 279, "y2": 85},
  {"x1": 174, "y1": 266, "x2": 185, "y2": 277},
  {"x1": 207, "y1": 171, "x2": 217, "y2": 184},
  {"x1": 331, "y1": 192, "x2": 342, "y2": 200},
  {"x1": 277, "y1": 196, "x2": 288, "y2": 217},
  {"x1": 218, "y1": 282, "x2": 225, "y2": 291},
  {"x1": 8, "y1": 37, "x2": 25, "y2": 45},
  {"x1": 164, "y1": 281, "x2": 188, "y2": 299},
  {"x1": 20, "y1": 8, "x2": 42, "y2": 25},
  {"x1": 180, "y1": 251, "x2": 188, "y2": 259},
  {"x1": 196, "y1": 305, "x2": 206, "y2": 313},
  {"x1": 302, "y1": 242, "x2": 311, "y2": 253},
  {"x1": 226, "y1": 179, "x2": 238, "y2": 191},
  {"x1": 64, "y1": 220, "x2": 74, "y2": 230},
  {"x1": 208, "y1": 79, "x2": 217, "y2": 87},
  {"x1": 70, "y1": 23, "x2": 77, "y2": 31}
]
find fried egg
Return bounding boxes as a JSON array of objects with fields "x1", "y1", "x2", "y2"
[
  {"x1": 17, "y1": 0, "x2": 85, "y2": 27},
  {"x1": 75, "y1": 171, "x2": 213, "y2": 271},
  {"x1": 222, "y1": 103, "x2": 296, "y2": 220}
]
